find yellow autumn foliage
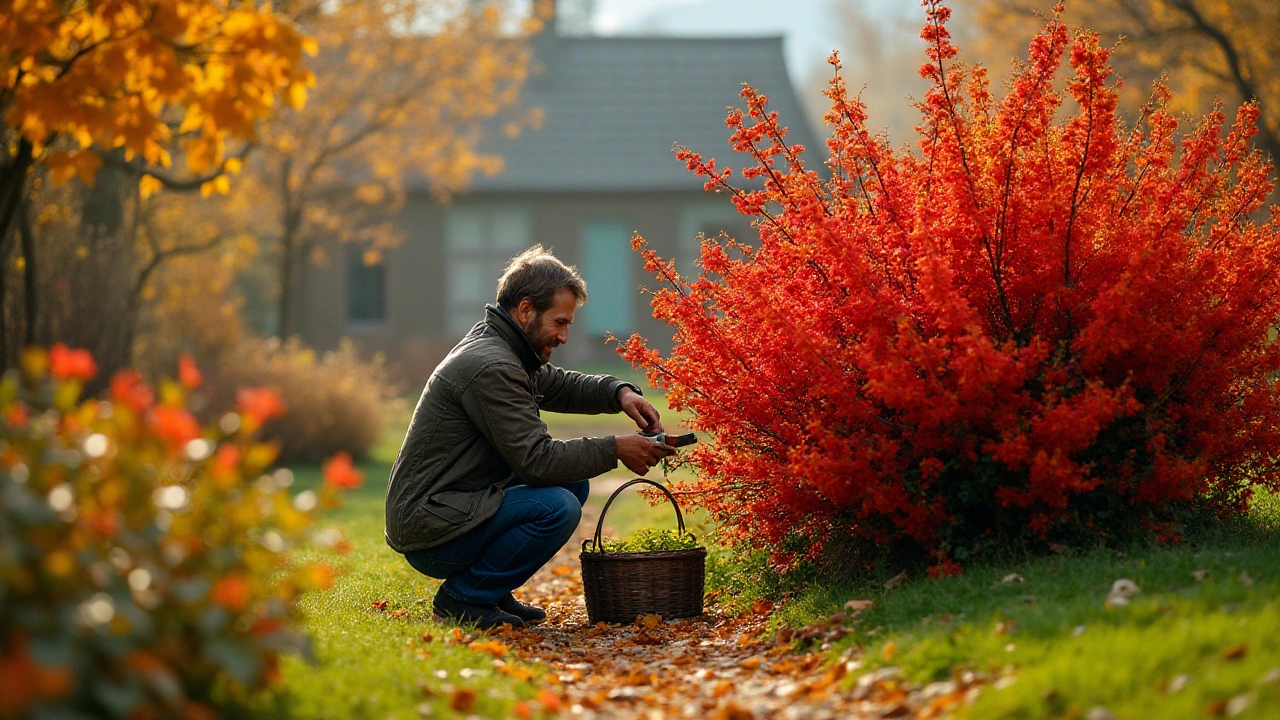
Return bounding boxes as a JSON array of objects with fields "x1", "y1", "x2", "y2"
[{"x1": 2, "y1": 0, "x2": 315, "y2": 181}]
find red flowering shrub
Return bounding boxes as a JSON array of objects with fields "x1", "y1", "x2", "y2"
[
  {"x1": 618, "y1": 2, "x2": 1280, "y2": 569},
  {"x1": 0, "y1": 348, "x2": 359, "y2": 718}
]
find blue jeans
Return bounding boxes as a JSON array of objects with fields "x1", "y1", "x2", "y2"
[{"x1": 403, "y1": 480, "x2": 589, "y2": 605}]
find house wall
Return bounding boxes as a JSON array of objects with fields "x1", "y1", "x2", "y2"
[{"x1": 295, "y1": 190, "x2": 754, "y2": 384}]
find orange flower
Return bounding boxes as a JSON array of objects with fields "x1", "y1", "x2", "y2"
[
  {"x1": 150, "y1": 406, "x2": 200, "y2": 448},
  {"x1": 210, "y1": 574, "x2": 251, "y2": 612},
  {"x1": 49, "y1": 343, "x2": 97, "y2": 382},
  {"x1": 210, "y1": 444, "x2": 240, "y2": 489},
  {"x1": 322, "y1": 452, "x2": 364, "y2": 490},
  {"x1": 178, "y1": 354, "x2": 203, "y2": 390},
  {"x1": 110, "y1": 371, "x2": 155, "y2": 413},
  {"x1": 236, "y1": 388, "x2": 286, "y2": 425}
]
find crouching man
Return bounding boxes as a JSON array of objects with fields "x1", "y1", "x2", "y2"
[{"x1": 385, "y1": 246, "x2": 675, "y2": 629}]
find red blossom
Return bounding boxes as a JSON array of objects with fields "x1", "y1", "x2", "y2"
[
  {"x1": 110, "y1": 371, "x2": 155, "y2": 414},
  {"x1": 49, "y1": 343, "x2": 97, "y2": 382},
  {"x1": 150, "y1": 406, "x2": 201, "y2": 448},
  {"x1": 236, "y1": 388, "x2": 286, "y2": 425},
  {"x1": 322, "y1": 452, "x2": 364, "y2": 490},
  {"x1": 178, "y1": 354, "x2": 203, "y2": 390}
]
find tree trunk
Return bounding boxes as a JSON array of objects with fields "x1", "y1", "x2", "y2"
[
  {"x1": 278, "y1": 218, "x2": 298, "y2": 339},
  {"x1": 277, "y1": 161, "x2": 300, "y2": 339},
  {"x1": 0, "y1": 139, "x2": 33, "y2": 252},
  {"x1": 17, "y1": 200, "x2": 37, "y2": 346},
  {"x1": 70, "y1": 151, "x2": 137, "y2": 387}
]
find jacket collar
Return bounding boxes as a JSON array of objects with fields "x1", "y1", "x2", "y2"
[{"x1": 485, "y1": 304, "x2": 544, "y2": 374}]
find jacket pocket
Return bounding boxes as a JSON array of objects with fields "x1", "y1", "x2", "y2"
[{"x1": 423, "y1": 490, "x2": 482, "y2": 525}]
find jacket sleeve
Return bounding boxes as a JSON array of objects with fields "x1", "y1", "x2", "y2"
[
  {"x1": 461, "y1": 361, "x2": 618, "y2": 486},
  {"x1": 535, "y1": 364, "x2": 641, "y2": 415}
]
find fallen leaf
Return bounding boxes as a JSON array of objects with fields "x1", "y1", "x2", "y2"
[
  {"x1": 420, "y1": 633, "x2": 433, "y2": 643},
  {"x1": 389, "y1": 609, "x2": 408, "y2": 618},
  {"x1": 1105, "y1": 578, "x2": 1139, "y2": 608},
  {"x1": 1165, "y1": 674, "x2": 1190, "y2": 694},
  {"x1": 1191, "y1": 569, "x2": 1210, "y2": 582},
  {"x1": 535, "y1": 688, "x2": 562, "y2": 713},
  {"x1": 710, "y1": 703, "x2": 754, "y2": 720},
  {"x1": 1001, "y1": 573, "x2": 1024, "y2": 584},
  {"x1": 751, "y1": 598, "x2": 774, "y2": 615},
  {"x1": 551, "y1": 566, "x2": 573, "y2": 576},
  {"x1": 468, "y1": 640, "x2": 509, "y2": 658},
  {"x1": 1225, "y1": 693, "x2": 1254, "y2": 716},
  {"x1": 741, "y1": 656, "x2": 762, "y2": 671},
  {"x1": 448, "y1": 688, "x2": 476, "y2": 712},
  {"x1": 637, "y1": 614, "x2": 662, "y2": 630},
  {"x1": 844, "y1": 599, "x2": 875, "y2": 612},
  {"x1": 1223, "y1": 643, "x2": 1247, "y2": 661},
  {"x1": 1239, "y1": 571, "x2": 1254, "y2": 587},
  {"x1": 994, "y1": 620, "x2": 1016, "y2": 635},
  {"x1": 884, "y1": 571, "x2": 908, "y2": 591},
  {"x1": 513, "y1": 701, "x2": 532, "y2": 719},
  {"x1": 370, "y1": 599, "x2": 389, "y2": 611},
  {"x1": 882, "y1": 642, "x2": 898, "y2": 662}
]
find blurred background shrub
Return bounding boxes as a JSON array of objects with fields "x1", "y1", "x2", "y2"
[
  {"x1": 199, "y1": 336, "x2": 402, "y2": 465},
  {"x1": 0, "y1": 347, "x2": 356, "y2": 719}
]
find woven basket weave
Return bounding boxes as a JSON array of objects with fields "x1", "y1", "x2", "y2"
[{"x1": 579, "y1": 478, "x2": 707, "y2": 624}]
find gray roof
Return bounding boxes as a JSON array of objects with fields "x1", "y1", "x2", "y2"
[{"x1": 457, "y1": 35, "x2": 820, "y2": 193}]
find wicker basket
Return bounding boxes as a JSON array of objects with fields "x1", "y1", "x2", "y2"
[{"x1": 579, "y1": 478, "x2": 707, "y2": 624}]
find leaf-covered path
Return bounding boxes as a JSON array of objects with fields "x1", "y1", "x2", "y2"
[{"x1": 493, "y1": 499, "x2": 986, "y2": 719}]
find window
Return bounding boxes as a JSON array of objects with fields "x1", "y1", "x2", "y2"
[
  {"x1": 445, "y1": 206, "x2": 533, "y2": 336},
  {"x1": 347, "y1": 245, "x2": 386, "y2": 324},
  {"x1": 678, "y1": 201, "x2": 754, "y2": 277},
  {"x1": 579, "y1": 220, "x2": 633, "y2": 339}
]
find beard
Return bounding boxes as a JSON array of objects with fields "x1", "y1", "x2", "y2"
[{"x1": 522, "y1": 316, "x2": 557, "y2": 363}]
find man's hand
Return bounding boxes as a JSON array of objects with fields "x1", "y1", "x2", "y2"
[
  {"x1": 616, "y1": 433, "x2": 676, "y2": 476},
  {"x1": 619, "y1": 387, "x2": 663, "y2": 433}
]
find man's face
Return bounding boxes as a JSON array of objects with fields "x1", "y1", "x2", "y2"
[{"x1": 519, "y1": 288, "x2": 577, "y2": 363}]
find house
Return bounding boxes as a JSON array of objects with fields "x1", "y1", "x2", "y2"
[{"x1": 294, "y1": 16, "x2": 820, "y2": 379}]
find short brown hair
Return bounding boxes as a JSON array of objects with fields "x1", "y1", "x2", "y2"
[{"x1": 495, "y1": 245, "x2": 588, "y2": 312}]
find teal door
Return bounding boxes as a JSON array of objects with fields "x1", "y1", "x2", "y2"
[{"x1": 580, "y1": 221, "x2": 632, "y2": 338}]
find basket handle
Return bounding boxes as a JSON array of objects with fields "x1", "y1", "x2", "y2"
[{"x1": 583, "y1": 478, "x2": 686, "y2": 553}]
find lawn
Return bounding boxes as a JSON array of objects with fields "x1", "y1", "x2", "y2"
[
  {"x1": 243, "y1": 385, "x2": 690, "y2": 719},
  {"x1": 253, "y1": 382, "x2": 1280, "y2": 719}
]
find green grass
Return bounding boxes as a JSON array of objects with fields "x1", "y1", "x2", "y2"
[
  {"x1": 239, "y1": 461, "x2": 541, "y2": 719},
  {"x1": 246, "y1": 390, "x2": 698, "y2": 718},
  {"x1": 253, "y1": 382, "x2": 1280, "y2": 719},
  {"x1": 723, "y1": 490, "x2": 1280, "y2": 718}
]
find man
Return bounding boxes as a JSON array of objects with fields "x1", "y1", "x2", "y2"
[{"x1": 385, "y1": 245, "x2": 675, "y2": 629}]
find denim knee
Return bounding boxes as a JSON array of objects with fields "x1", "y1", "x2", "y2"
[{"x1": 541, "y1": 486, "x2": 582, "y2": 535}]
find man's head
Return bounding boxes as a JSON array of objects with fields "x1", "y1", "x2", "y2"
[{"x1": 496, "y1": 246, "x2": 588, "y2": 363}]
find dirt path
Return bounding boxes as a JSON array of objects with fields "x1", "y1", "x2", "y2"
[{"x1": 495, "y1": 500, "x2": 985, "y2": 719}]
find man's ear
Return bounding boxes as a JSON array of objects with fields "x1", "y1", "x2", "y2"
[{"x1": 516, "y1": 297, "x2": 536, "y2": 325}]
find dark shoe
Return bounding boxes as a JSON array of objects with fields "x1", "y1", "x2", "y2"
[
  {"x1": 498, "y1": 593, "x2": 547, "y2": 625},
  {"x1": 432, "y1": 590, "x2": 523, "y2": 630}
]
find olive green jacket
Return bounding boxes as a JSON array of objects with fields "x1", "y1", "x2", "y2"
[{"x1": 384, "y1": 304, "x2": 638, "y2": 553}]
